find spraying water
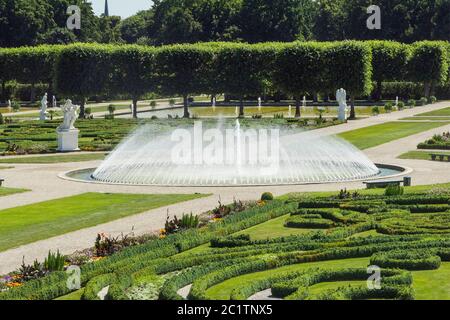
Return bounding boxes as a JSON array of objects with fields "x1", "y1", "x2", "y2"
[{"x1": 92, "y1": 120, "x2": 380, "y2": 186}]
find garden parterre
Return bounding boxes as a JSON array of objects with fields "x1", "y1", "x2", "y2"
[{"x1": 3, "y1": 189, "x2": 450, "y2": 300}]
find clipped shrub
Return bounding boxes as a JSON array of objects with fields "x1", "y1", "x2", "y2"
[
  {"x1": 261, "y1": 192, "x2": 274, "y2": 201},
  {"x1": 370, "y1": 250, "x2": 441, "y2": 270},
  {"x1": 407, "y1": 99, "x2": 416, "y2": 107},
  {"x1": 385, "y1": 185, "x2": 404, "y2": 196},
  {"x1": 397, "y1": 101, "x2": 405, "y2": 110},
  {"x1": 418, "y1": 97, "x2": 428, "y2": 106},
  {"x1": 384, "y1": 102, "x2": 393, "y2": 112},
  {"x1": 372, "y1": 106, "x2": 380, "y2": 115}
]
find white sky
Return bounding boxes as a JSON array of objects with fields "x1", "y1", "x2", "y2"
[{"x1": 89, "y1": 0, "x2": 153, "y2": 18}]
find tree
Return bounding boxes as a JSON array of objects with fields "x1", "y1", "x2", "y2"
[
  {"x1": 273, "y1": 42, "x2": 325, "y2": 118},
  {"x1": 98, "y1": 15, "x2": 123, "y2": 44},
  {"x1": 120, "y1": 10, "x2": 154, "y2": 44},
  {"x1": 155, "y1": 44, "x2": 214, "y2": 118},
  {"x1": 0, "y1": 0, "x2": 54, "y2": 47},
  {"x1": 324, "y1": 41, "x2": 373, "y2": 119},
  {"x1": 408, "y1": 41, "x2": 449, "y2": 98},
  {"x1": 214, "y1": 43, "x2": 272, "y2": 117},
  {"x1": 7, "y1": 45, "x2": 61, "y2": 102},
  {"x1": 55, "y1": 44, "x2": 113, "y2": 118},
  {"x1": 369, "y1": 41, "x2": 410, "y2": 100},
  {"x1": 110, "y1": 45, "x2": 156, "y2": 118},
  {"x1": 239, "y1": 0, "x2": 317, "y2": 43}
]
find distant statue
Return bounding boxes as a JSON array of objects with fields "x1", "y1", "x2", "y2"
[
  {"x1": 336, "y1": 88, "x2": 348, "y2": 121},
  {"x1": 7, "y1": 99, "x2": 11, "y2": 110},
  {"x1": 52, "y1": 95, "x2": 57, "y2": 108},
  {"x1": 58, "y1": 99, "x2": 79, "y2": 131},
  {"x1": 40, "y1": 93, "x2": 48, "y2": 120}
]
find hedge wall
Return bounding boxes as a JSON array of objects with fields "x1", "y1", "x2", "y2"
[{"x1": 1, "y1": 40, "x2": 449, "y2": 112}]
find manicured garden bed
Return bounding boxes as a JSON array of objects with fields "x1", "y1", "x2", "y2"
[
  {"x1": 398, "y1": 151, "x2": 450, "y2": 160},
  {"x1": 4, "y1": 184, "x2": 450, "y2": 300},
  {"x1": 0, "y1": 192, "x2": 207, "y2": 252}
]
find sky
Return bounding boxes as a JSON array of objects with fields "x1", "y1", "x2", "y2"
[{"x1": 90, "y1": 0, "x2": 153, "y2": 18}]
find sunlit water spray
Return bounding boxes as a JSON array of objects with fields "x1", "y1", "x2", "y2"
[{"x1": 92, "y1": 120, "x2": 380, "y2": 186}]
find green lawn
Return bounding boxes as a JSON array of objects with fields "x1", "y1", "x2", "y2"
[
  {"x1": 415, "y1": 107, "x2": 450, "y2": 117},
  {"x1": 412, "y1": 262, "x2": 450, "y2": 300},
  {"x1": 338, "y1": 121, "x2": 449, "y2": 150},
  {"x1": 0, "y1": 153, "x2": 106, "y2": 164},
  {"x1": 0, "y1": 192, "x2": 207, "y2": 252},
  {"x1": 401, "y1": 117, "x2": 450, "y2": 121},
  {"x1": 0, "y1": 187, "x2": 28, "y2": 197},
  {"x1": 234, "y1": 214, "x2": 317, "y2": 240},
  {"x1": 205, "y1": 257, "x2": 369, "y2": 299},
  {"x1": 398, "y1": 150, "x2": 450, "y2": 160}
]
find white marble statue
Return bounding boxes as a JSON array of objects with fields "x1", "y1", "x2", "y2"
[
  {"x1": 336, "y1": 88, "x2": 349, "y2": 121},
  {"x1": 258, "y1": 97, "x2": 262, "y2": 111},
  {"x1": 7, "y1": 99, "x2": 11, "y2": 110},
  {"x1": 40, "y1": 93, "x2": 48, "y2": 120},
  {"x1": 57, "y1": 99, "x2": 80, "y2": 152},
  {"x1": 58, "y1": 99, "x2": 79, "y2": 131},
  {"x1": 212, "y1": 97, "x2": 216, "y2": 110},
  {"x1": 52, "y1": 95, "x2": 57, "y2": 108}
]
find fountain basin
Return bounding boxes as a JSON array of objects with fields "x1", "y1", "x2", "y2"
[{"x1": 61, "y1": 164, "x2": 408, "y2": 187}]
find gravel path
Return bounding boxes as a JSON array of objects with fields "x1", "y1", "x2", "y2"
[
  {"x1": 248, "y1": 289, "x2": 282, "y2": 300},
  {"x1": 1, "y1": 101, "x2": 450, "y2": 274}
]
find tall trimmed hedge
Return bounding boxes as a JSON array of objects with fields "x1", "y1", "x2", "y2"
[
  {"x1": 324, "y1": 41, "x2": 373, "y2": 119},
  {"x1": 369, "y1": 41, "x2": 410, "y2": 100},
  {"x1": 273, "y1": 42, "x2": 325, "y2": 117},
  {"x1": 3, "y1": 40, "x2": 450, "y2": 116},
  {"x1": 110, "y1": 45, "x2": 156, "y2": 118},
  {"x1": 213, "y1": 43, "x2": 274, "y2": 116},
  {"x1": 54, "y1": 44, "x2": 114, "y2": 118},
  {"x1": 408, "y1": 41, "x2": 449, "y2": 98},
  {"x1": 2, "y1": 45, "x2": 61, "y2": 102},
  {"x1": 155, "y1": 44, "x2": 214, "y2": 118}
]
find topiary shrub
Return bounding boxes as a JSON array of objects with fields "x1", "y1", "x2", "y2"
[
  {"x1": 261, "y1": 192, "x2": 274, "y2": 201},
  {"x1": 397, "y1": 101, "x2": 405, "y2": 110},
  {"x1": 384, "y1": 102, "x2": 393, "y2": 112},
  {"x1": 429, "y1": 96, "x2": 437, "y2": 104},
  {"x1": 407, "y1": 99, "x2": 416, "y2": 108},
  {"x1": 385, "y1": 185, "x2": 404, "y2": 196},
  {"x1": 372, "y1": 106, "x2": 380, "y2": 115},
  {"x1": 370, "y1": 250, "x2": 441, "y2": 270},
  {"x1": 419, "y1": 97, "x2": 428, "y2": 106}
]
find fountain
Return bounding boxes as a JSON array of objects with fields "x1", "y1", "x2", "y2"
[{"x1": 84, "y1": 119, "x2": 388, "y2": 186}]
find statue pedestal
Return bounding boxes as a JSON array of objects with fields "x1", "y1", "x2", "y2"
[{"x1": 57, "y1": 129, "x2": 79, "y2": 152}]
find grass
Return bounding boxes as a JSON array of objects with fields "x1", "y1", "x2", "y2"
[
  {"x1": 233, "y1": 214, "x2": 318, "y2": 240},
  {"x1": 338, "y1": 121, "x2": 450, "y2": 150},
  {"x1": 0, "y1": 153, "x2": 106, "y2": 164},
  {"x1": 415, "y1": 107, "x2": 450, "y2": 117},
  {"x1": 279, "y1": 181, "x2": 450, "y2": 200},
  {"x1": 401, "y1": 117, "x2": 450, "y2": 121},
  {"x1": 0, "y1": 187, "x2": 28, "y2": 197},
  {"x1": 205, "y1": 257, "x2": 369, "y2": 299},
  {"x1": 398, "y1": 150, "x2": 450, "y2": 160},
  {"x1": 412, "y1": 262, "x2": 450, "y2": 300},
  {"x1": 0, "y1": 192, "x2": 207, "y2": 252}
]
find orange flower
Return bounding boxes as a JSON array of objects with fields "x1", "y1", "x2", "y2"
[{"x1": 6, "y1": 282, "x2": 22, "y2": 288}]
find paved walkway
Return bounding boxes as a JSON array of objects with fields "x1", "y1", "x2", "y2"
[{"x1": 1, "y1": 101, "x2": 450, "y2": 274}]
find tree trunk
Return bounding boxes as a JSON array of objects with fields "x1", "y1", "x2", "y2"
[
  {"x1": 349, "y1": 95, "x2": 356, "y2": 120},
  {"x1": 430, "y1": 81, "x2": 436, "y2": 98},
  {"x1": 183, "y1": 95, "x2": 190, "y2": 118},
  {"x1": 132, "y1": 97, "x2": 138, "y2": 119},
  {"x1": 424, "y1": 82, "x2": 431, "y2": 98},
  {"x1": 30, "y1": 83, "x2": 36, "y2": 103},
  {"x1": 1, "y1": 81, "x2": 5, "y2": 103},
  {"x1": 79, "y1": 98, "x2": 86, "y2": 119},
  {"x1": 239, "y1": 97, "x2": 244, "y2": 117},
  {"x1": 295, "y1": 97, "x2": 301, "y2": 118},
  {"x1": 374, "y1": 80, "x2": 382, "y2": 101}
]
